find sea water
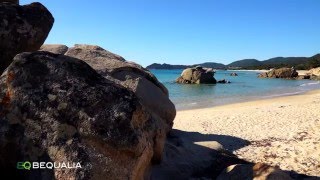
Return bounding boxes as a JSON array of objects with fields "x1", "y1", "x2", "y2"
[{"x1": 150, "y1": 69, "x2": 320, "y2": 110}]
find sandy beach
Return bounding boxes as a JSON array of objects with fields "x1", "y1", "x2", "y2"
[{"x1": 174, "y1": 89, "x2": 320, "y2": 176}]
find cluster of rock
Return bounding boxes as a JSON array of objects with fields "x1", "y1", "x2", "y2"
[
  {"x1": 299, "y1": 67, "x2": 320, "y2": 80},
  {"x1": 1, "y1": 50, "x2": 175, "y2": 179},
  {"x1": 176, "y1": 67, "x2": 233, "y2": 84},
  {"x1": 176, "y1": 66, "x2": 217, "y2": 84},
  {"x1": 230, "y1": 72, "x2": 238, "y2": 76},
  {"x1": 308, "y1": 67, "x2": 320, "y2": 76},
  {"x1": 0, "y1": 2, "x2": 176, "y2": 179},
  {"x1": 217, "y1": 79, "x2": 231, "y2": 84},
  {"x1": 0, "y1": 1, "x2": 315, "y2": 179},
  {"x1": 258, "y1": 68, "x2": 298, "y2": 79},
  {"x1": 258, "y1": 67, "x2": 320, "y2": 80}
]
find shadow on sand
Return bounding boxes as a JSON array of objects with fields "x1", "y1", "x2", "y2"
[
  {"x1": 170, "y1": 129, "x2": 250, "y2": 151},
  {"x1": 149, "y1": 129, "x2": 319, "y2": 180},
  {"x1": 149, "y1": 129, "x2": 250, "y2": 179}
]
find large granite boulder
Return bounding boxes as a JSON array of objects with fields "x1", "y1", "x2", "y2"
[
  {"x1": 258, "y1": 68, "x2": 298, "y2": 79},
  {"x1": 40, "y1": 44, "x2": 69, "y2": 55},
  {"x1": 64, "y1": 45, "x2": 167, "y2": 94},
  {"x1": 0, "y1": 2, "x2": 54, "y2": 73},
  {"x1": 0, "y1": 51, "x2": 171, "y2": 179},
  {"x1": 65, "y1": 44, "x2": 126, "y2": 70},
  {"x1": 176, "y1": 66, "x2": 217, "y2": 84},
  {"x1": 64, "y1": 44, "x2": 175, "y2": 134}
]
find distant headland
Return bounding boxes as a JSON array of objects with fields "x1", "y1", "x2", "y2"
[{"x1": 147, "y1": 53, "x2": 320, "y2": 70}]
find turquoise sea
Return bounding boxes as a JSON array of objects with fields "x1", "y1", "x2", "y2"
[{"x1": 151, "y1": 69, "x2": 320, "y2": 110}]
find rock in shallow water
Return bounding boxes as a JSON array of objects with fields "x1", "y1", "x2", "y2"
[
  {"x1": 0, "y1": 51, "x2": 172, "y2": 179},
  {"x1": 308, "y1": 67, "x2": 320, "y2": 76},
  {"x1": 258, "y1": 68, "x2": 298, "y2": 79},
  {"x1": 176, "y1": 66, "x2": 217, "y2": 84},
  {"x1": 0, "y1": 2, "x2": 54, "y2": 73}
]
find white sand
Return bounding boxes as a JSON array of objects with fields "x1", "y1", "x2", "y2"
[{"x1": 174, "y1": 90, "x2": 320, "y2": 176}]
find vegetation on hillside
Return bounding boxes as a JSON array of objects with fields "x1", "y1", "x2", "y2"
[{"x1": 147, "y1": 54, "x2": 320, "y2": 70}]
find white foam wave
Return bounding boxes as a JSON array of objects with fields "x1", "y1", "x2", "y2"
[
  {"x1": 299, "y1": 82, "x2": 320, "y2": 87},
  {"x1": 263, "y1": 91, "x2": 303, "y2": 98}
]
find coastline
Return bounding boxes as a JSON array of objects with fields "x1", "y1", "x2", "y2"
[
  {"x1": 173, "y1": 89, "x2": 320, "y2": 176},
  {"x1": 177, "y1": 88, "x2": 320, "y2": 112},
  {"x1": 227, "y1": 69, "x2": 268, "y2": 72},
  {"x1": 175, "y1": 85, "x2": 320, "y2": 111},
  {"x1": 228, "y1": 69, "x2": 309, "y2": 75}
]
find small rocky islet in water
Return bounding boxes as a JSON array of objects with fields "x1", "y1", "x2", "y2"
[{"x1": 176, "y1": 66, "x2": 231, "y2": 84}]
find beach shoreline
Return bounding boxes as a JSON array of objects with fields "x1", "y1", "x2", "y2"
[
  {"x1": 176, "y1": 86, "x2": 320, "y2": 111},
  {"x1": 177, "y1": 88, "x2": 320, "y2": 112},
  {"x1": 174, "y1": 88, "x2": 320, "y2": 176}
]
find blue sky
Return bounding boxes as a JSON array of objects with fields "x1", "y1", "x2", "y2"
[{"x1": 21, "y1": 0, "x2": 320, "y2": 66}]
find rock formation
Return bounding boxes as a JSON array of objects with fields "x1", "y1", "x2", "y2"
[
  {"x1": 308, "y1": 67, "x2": 320, "y2": 76},
  {"x1": 39, "y1": 43, "x2": 176, "y2": 162},
  {"x1": 64, "y1": 45, "x2": 175, "y2": 139},
  {"x1": 230, "y1": 72, "x2": 238, "y2": 76},
  {"x1": 217, "y1": 79, "x2": 231, "y2": 84},
  {"x1": 258, "y1": 68, "x2": 298, "y2": 79},
  {"x1": 40, "y1": 44, "x2": 69, "y2": 55},
  {"x1": 0, "y1": 2, "x2": 54, "y2": 73},
  {"x1": 0, "y1": 51, "x2": 173, "y2": 179},
  {"x1": 296, "y1": 75, "x2": 311, "y2": 80},
  {"x1": 176, "y1": 66, "x2": 217, "y2": 84}
]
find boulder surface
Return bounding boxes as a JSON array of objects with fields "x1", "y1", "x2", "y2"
[
  {"x1": 0, "y1": 51, "x2": 172, "y2": 179},
  {"x1": 0, "y1": 2, "x2": 54, "y2": 72},
  {"x1": 308, "y1": 67, "x2": 320, "y2": 76},
  {"x1": 40, "y1": 44, "x2": 69, "y2": 55},
  {"x1": 64, "y1": 44, "x2": 175, "y2": 135},
  {"x1": 176, "y1": 66, "x2": 217, "y2": 84},
  {"x1": 258, "y1": 68, "x2": 298, "y2": 79}
]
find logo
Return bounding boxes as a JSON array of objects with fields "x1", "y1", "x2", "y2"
[
  {"x1": 17, "y1": 161, "x2": 32, "y2": 170},
  {"x1": 17, "y1": 161, "x2": 82, "y2": 170}
]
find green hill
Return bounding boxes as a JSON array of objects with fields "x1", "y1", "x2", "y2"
[
  {"x1": 147, "y1": 62, "x2": 226, "y2": 69},
  {"x1": 228, "y1": 59, "x2": 262, "y2": 68},
  {"x1": 147, "y1": 53, "x2": 320, "y2": 70}
]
